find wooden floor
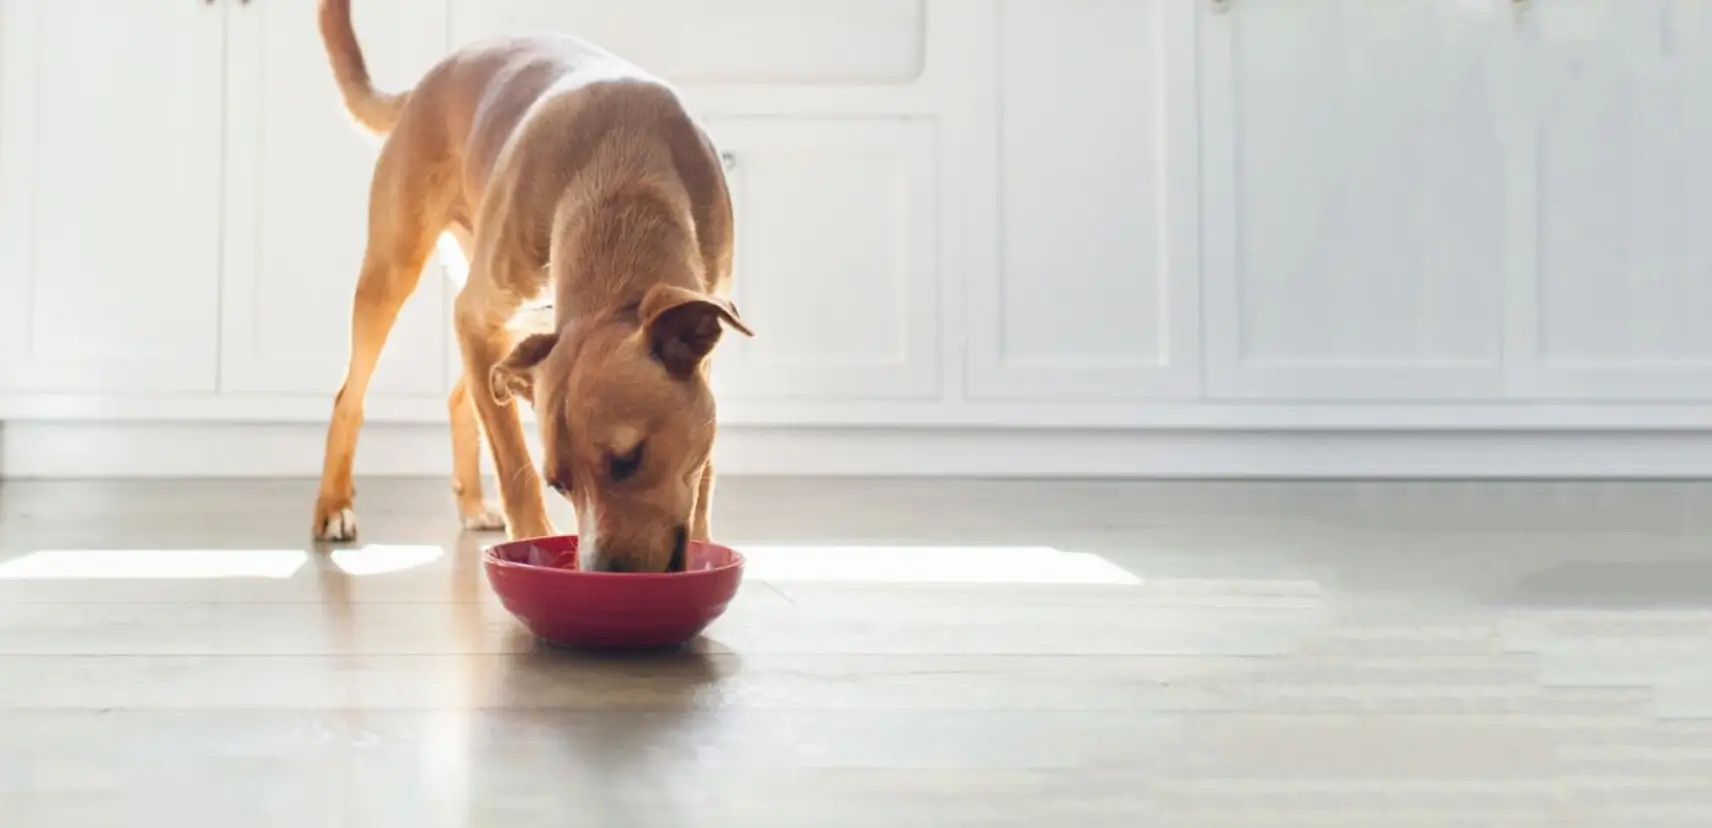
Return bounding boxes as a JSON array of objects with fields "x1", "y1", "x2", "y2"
[{"x1": 6, "y1": 478, "x2": 1712, "y2": 826}]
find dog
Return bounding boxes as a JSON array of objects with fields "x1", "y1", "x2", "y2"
[{"x1": 310, "y1": 0, "x2": 752, "y2": 573}]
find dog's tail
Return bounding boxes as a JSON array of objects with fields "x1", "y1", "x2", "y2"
[{"x1": 318, "y1": 0, "x2": 407, "y2": 135}]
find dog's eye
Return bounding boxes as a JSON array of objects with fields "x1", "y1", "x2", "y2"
[{"x1": 608, "y1": 442, "x2": 645, "y2": 482}]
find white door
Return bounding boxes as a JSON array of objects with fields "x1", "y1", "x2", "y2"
[
  {"x1": 965, "y1": 0, "x2": 1201, "y2": 402},
  {"x1": 0, "y1": 0, "x2": 224, "y2": 393},
  {"x1": 708, "y1": 119, "x2": 941, "y2": 402},
  {"x1": 1200, "y1": 0, "x2": 1510, "y2": 400},
  {"x1": 448, "y1": 0, "x2": 926, "y2": 86},
  {"x1": 220, "y1": 0, "x2": 451, "y2": 399},
  {"x1": 1506, "y1": 0, "x2": 1712, "y2": 399}
]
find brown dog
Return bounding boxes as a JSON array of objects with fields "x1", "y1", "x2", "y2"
[{"x1": 310, "y1": 0, "x2": 752, "y2": 573}]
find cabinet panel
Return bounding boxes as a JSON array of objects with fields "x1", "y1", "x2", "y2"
[
  {"x1": 220, "y1": 0, "x2": 451, "y2": 399},
  {"x1": 1508, "y1": 0, "x2": 1712, "y2": 398},
  {"x1": 0, "y1": 0, "x2": 224, "y2": 393},
  {"x1": 1201, "y1": 0, "x2": 1507, "y2": 400},
  {"x1": 967, "y1": 0, "x2": 1199, "y2": 402},
  {"x1": 708, "y1": 119, "x2": 940, "y2": 401},
  {"x1": 450, "y1": 0, "x2": 925, "y2": 86}
]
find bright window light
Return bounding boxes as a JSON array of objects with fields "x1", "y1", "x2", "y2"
[
  {"x1": 0, "y1": 549, "x2": 309, "y2": 580},
  {"x1": 732, "y1": 545, "x2": 1142, "y2": 585},
  {"x1": 329, "y1": 544, "x2": 445, "y2": 576},
  {"x1": 435, "y1": 231, "x2": 469, "y2": 282}
]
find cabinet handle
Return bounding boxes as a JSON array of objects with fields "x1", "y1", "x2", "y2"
[{"x1": 720, "y1": 152, "x2": 736, "y2": 171}]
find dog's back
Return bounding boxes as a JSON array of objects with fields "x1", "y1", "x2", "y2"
[{"x1": 316, "y1": 0, "x2": 725, "y2": 275}]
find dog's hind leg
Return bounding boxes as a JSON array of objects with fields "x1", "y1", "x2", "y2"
[
  {"x1": 312, "y1": 137, "x2": 454, "y2": 542},
  {"x1": 438, "y1": 224, "x2": 506, "y2": 533},
  {"x1": 447, "y1": 375, "x2": 505, "y2": 531}
]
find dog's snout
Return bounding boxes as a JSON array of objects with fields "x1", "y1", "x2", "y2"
[
  {"x1": 581, "y1": 527, "x2": 688, "y2": 574},
  {"x1": 579, "y1": 539, "x2": 618, "y2": 573}
]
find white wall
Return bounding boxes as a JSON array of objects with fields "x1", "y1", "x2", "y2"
[{"x1": 4, "y1": 0, "x2": 1712, "y2": 478}]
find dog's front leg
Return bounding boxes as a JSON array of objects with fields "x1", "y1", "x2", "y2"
[{"x1": 454, "y1": 290, "x2": 555, "y2": 541}]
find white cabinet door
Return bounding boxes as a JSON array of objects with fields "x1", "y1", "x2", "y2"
[
  {"x1": 1201, "y1": 0, "x2": 1509, "y2": 400},
  {"x1": 0, "y1": 0, "x2": 224, "y2": 393},
  {"x1": 707, "y1": 119, "x2": 940, "y2": 401},
  {"x1": 966, "y1": 0, "x2": 1200, "y2": 402},
  {"x1": 1507, "y1": 0, "x2": 1712, "y2": 399},
  {"x1": 220, "y1": 0, "x2": 451, "y2": 399},
  {"x1": 449, "y1": 0, "x2": 926, "y2": 86}
]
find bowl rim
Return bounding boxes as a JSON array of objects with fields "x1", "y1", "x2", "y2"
[{"x1": 482, "y1": 534, "x2": 745, "y2": 580}]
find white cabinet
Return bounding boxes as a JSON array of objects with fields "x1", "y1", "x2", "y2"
[
  {"x1": 710, "y1": 119, "x2": 941, "y2": 402},
  {"x1": 16, "y1": 0, "x2": 1712, "y2": 465},
  {"x1": 220, "y1": 0, "x2": 451, "y2": 398},
  {"x1": 448, "y1": 0, "x2": 927, "y2": 86},
  {"x1": 0, "y1": 0, "x2": 451, "y2": 402},
  {"x1": 1200, "y1": 0, "x2": 1509, "y2": 400},
  {"x1": 0, "y1": 0, "x2": 224, "y2": 393},
  {"x1": 967, "y1": 0, "x2": 1200, "y2": 402},
  {"x1": 1506, "y1": 0, "x2": 1712, "y2": 399}
]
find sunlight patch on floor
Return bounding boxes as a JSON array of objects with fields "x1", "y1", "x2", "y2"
[
  {"x1": 732, "y1": 545, "x2": 1142, "y2": 585},
  {"x1": 0, "y1": 549, "x2": 309, "y2": 580}
]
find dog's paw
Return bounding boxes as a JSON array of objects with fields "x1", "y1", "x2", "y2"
[
  {"x1": 459, "y1": 503, "x2": 507, "y2": 533},
  {"x1": 314, "y1": 506, "x2": 359, "y2": 542}
]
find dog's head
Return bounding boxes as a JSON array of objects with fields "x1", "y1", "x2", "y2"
[{"x1": 489, "y1": 283, "x2": 752, "y2": 573}]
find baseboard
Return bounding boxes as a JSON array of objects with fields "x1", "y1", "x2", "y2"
[{"x1": 5, "y1": 421, "x2": 1712, "y2": 478}]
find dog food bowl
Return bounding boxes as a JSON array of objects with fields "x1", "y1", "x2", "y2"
[{"x1": 484, "y1": 534, "x2": 745, "y2": 650}]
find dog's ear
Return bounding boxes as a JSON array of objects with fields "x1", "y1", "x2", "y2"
[
  {"x1": 639, "y1": 284, "x2": 753, "y2": 377},
  {"x1": 489, "y1": 332, "x2": 558, "y2": 405}
]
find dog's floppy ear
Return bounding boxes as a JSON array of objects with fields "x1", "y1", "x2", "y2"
[
  {"x1": 639, "y1": 284, "x2": 753, "y2": 377},
  {"x1": 489, "y1": 332, "x2": 558, "y2": 405}
]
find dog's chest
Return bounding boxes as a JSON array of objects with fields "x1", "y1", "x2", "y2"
[{"x1": 433, "y1": 233, "x2": 555, "y2": 334}]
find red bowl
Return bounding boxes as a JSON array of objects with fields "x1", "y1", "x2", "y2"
[{"x1": 483, "y1": 534, "x2": 745, "y2": 650}]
